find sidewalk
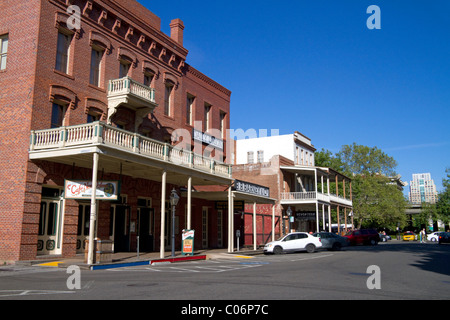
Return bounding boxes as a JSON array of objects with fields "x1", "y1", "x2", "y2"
[{"x1": 19, "y1": 248, "x2": 264, "y2": 271}]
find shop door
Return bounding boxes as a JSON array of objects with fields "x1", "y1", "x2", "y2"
[
  {"x1": 114, "y1": 206, "x2": 130, "y2": 252},
  {"x1": 37, "y1": 200, "x2": 62, "y2": 256},
  {"x1": 77, "y1": 204, "x2": 90, "y2": 254},
  {"x1": 202, "y1": 207, "x2": 208, "y2": 249},
  {"x1": 138, "y1": 208, "x2": 154, "y2": 252}
]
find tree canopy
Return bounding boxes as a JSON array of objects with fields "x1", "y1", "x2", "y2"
[{"x1": 316, "y1": 143, "x2": 407, "y2": 230}]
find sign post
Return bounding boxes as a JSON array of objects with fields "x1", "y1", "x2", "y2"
[{"x1": 182, "y1": 230, "x2": 195, "y2": 256}]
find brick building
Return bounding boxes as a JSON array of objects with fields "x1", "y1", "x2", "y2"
[{"x1": 0, "y1": 0, "x2": 273, "y2": 263}]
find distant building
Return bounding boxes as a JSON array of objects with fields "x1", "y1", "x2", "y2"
[{"x1": 409, "y1": 173, "x2": 438, "y2": 204}]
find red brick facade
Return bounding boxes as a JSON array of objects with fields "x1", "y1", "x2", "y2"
[{"x1": 0, "y1": 0, "x2": 231, "y2": 262}]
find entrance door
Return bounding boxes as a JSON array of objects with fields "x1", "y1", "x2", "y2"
[
  {"x1": 202, "y1": 207, "x2": 208, "y2": 249},
  {"x1": 38, "y1": 200, "x2": 62, "y2": 256},
  {"x1": 113, "y1": 205, "x2": 130, "y2": 252},
  {"x1": 137, "y1": 208, "x2": 154, "y2": 252},
  {"x1": 77, "y1": 204, "x2": 90, "y2": 254}
]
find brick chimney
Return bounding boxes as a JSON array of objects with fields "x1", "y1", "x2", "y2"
[{"x1": 170, "y1": 19, "x2": 184, "y2": 46}]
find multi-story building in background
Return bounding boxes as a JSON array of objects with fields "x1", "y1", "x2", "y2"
[{"x1": 409, "y1": 173, "x2": 438, "y2": 204}]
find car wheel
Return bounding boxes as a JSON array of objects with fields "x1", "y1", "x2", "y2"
[
  {"x1": 332, "y1": 242, "x2": 342, "y2": 251},
  {"x1": 370, "y1": 239, "x2": 378, "y2": 246},
  {"x1": 306, "y1": 244, "x2": 316, "y2": 253},
  {"x1": 273, "y1": 246, "x2": 283, "y2": 255},
  {"x1": 431, "y1": 238, "x2": 437, "y2": 242}
]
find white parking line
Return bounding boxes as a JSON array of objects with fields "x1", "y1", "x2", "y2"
[{"x1": 290, "y1": 254, "x2": 334, "y2": 262}]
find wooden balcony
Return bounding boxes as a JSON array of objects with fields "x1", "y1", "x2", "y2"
[{"x1": 29, "y1": 122, "x2": 232, "y2": 183}]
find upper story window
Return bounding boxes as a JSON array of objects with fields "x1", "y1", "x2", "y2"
[
  {"x1": 90, "y1": 48, "x2": 104, "y2": 87},
  {"x1": 204, "y1": 103, "x2": 211, "y2": 132},
  {"x1": 51, "y1": 103, "x2": 66, "y2": 128},
  {"x1": 0, "y1": 34, "x2": 8, "y2": 70},
  {"x1": 186, "y1": 94, "x2": 195, "y2": 126},
  {"x1": 119, "y1": 61, "x2": 131, "y2": 78},
  {"x1": 257, "y1": 150, "x2": 264, "y2": 163},
  {"x1": 247, "y1": 151, "x2": 254, "y2": 164},
  {"x1": 164, "y1": 82, "x2": 174, "y2": 116},
  {"x1": 220, "y1": 111, "x2": 227, "y2": 139},
  {"x1": 55, "y1": 32, "x2": 72, "y2": 74}
]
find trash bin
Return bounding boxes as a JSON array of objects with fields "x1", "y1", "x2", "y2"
[{"x1": 84, "y1": 239, "x2": 113, "y2": 264}]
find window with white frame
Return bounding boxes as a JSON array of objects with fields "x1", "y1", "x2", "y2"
[
  {"x1": 0, "y1": 34, "x2": 8, "y2": 70},
  {"x1": 257, "y1": 150, "x2": 264, "y2": 163},
  {"x1": 247, "y1": 151, "x2": 254, "y2": 164}
]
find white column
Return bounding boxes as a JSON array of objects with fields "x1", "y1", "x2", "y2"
[
  {"x1": 228, "y1": 187, "x2": 232, "y2": 253},
  {"x1": 328, "y1": 205, "x2": 332, "y2": 232},
  {"x1": 253, "y1": 202, "x2": 257, "y2": 251},
  {"x1": 315, "y1": 202, "x2": 319, "y2": 232},
  {"x1": 272, "y1": 204, "x2": 276, "y2": 242},
  {"x1": 187, "y1": 176, "x2": 192, "y2": 230},
  {"x1": 160, "y1": 171, "x2": 167, "y2": 259},
  {"x1": 87, "y1": 152, "x2": 99, "y2": 265},
  {"x1": 322, "y1": 204, "x2": 325, "y2": 231}
]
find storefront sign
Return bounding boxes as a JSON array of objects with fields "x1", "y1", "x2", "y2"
[
  {"x1": 234, "y1": 180, "x2": 270, "y2": 198},
  {"x1": 64, "y1": 180, "x2": 120, "y2": 201},
  {"x1": 295, "y1": 212, "x2": 317, "y2": 221},
  {"x1": 215, "y1": 200, "x2": 245, "y2": 211},
  {"x1": 193, "y1": 129, "x2": 224, "y2": 151}
]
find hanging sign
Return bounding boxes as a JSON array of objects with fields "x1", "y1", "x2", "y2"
[
  {"x1": 193, "y1": 129, "x2": 224, "y2": 151},
  {"x1": 64, "y1": 180, "x2": 120, "y2": 201},
  {"x1": 234, "y1": 180, "x2": 270, "y2": 198}
]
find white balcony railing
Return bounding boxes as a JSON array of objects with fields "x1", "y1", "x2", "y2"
[
  {"x1": 281, "y1": 191, "x2": 351, "y2": 206},
  {"x1": 30, "y1": 122, "x2": 232, "y2": 178},
  {"x1": 108, "y1": 77, "x2": 155, "y2": 103}
]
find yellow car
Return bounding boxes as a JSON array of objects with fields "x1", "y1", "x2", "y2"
[{"x1": 403, "y1": 232, "x2": 416, "y2": 241}]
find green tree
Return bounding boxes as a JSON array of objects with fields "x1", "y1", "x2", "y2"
[
  {"x1": 437, "y1": 168, "x2": 450, "y2": 229},
  {"x1": 317, "y1": 143, "x2": 407, "y2": 230}
]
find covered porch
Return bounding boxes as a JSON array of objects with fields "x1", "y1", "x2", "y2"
[{"x1": 29, "y1": 121, "x2": 233, "y2": 264}]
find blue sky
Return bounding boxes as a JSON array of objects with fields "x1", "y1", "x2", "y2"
[{"x1": 146, "y1": 0, "x2": 450, "y2": 193}]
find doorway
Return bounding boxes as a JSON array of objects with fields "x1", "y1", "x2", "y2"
[{"x1": 137, "y1": 207, "x2": 154, "y2": 252}]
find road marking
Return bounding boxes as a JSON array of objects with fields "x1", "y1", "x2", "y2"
[
  {"x1": 290, "y1": 254, "x2": 334, "y2": 262},
  {"x1": 0, "y1": 290, "x2": 75, "y2": 298}
]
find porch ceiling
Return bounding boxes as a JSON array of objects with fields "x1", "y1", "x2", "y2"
[{"x1": 186, "y1": 191, "x2": 276, "y2": 204}]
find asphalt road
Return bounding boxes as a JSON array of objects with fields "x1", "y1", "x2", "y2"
[{"x1": 1, "y1": 241, "x2": 449, "y2": 304}]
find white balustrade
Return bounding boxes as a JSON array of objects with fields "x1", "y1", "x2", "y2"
[{"x1": 30, "y1": 122, "x2": 231, "y2": 178}]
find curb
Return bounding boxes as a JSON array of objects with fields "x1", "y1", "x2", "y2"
[{"x1": 63, "y1": 254, "x2": 208, "y2": 271}]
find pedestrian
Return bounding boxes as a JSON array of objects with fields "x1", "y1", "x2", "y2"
[{"x1": 420, "y1": 229, "x2": 425, "y2": 243}]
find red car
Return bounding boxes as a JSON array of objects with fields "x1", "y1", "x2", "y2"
[{"x1": 344, "y1": 229, "x2": 380, "y2": 246}]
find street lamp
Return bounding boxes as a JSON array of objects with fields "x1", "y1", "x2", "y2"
[
  {"x1": 287, "y1": 207, "x2": 293, "y2": 233},
  {"x1": 170, "y1": 189, "x2": 180, "y2": 257}
]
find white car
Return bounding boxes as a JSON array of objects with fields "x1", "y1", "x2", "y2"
[
  {"x1": 427, "y1": 232, "x2": 444, "y2": 242},
  {"x1": 264, "y1": 232, "x2": 322, "y2": 254}
]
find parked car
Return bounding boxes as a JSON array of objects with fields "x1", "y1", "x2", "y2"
[
  {"x1": 427, "y1": 232, "x2": 444, "y2": 242},
  {"x1": 379, "y1": 233, "x2": 391, "y2": 242},
  {"x1": 264, "y1": 232, "x2": 322, "y2": 254},
  {"x1": 313, "y1": 232, "x2": 349, "y2": 251},
  {"x1": 438, "y1": 232, "x2": 450, "y2": 244},
  {"x1": 403, "y1": 231, "x2": 416, "y2": 241},
  {"x1": 344, "y1": 229, "x2": 380, "y2": 246}
]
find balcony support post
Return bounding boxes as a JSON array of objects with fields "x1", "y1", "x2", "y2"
[
  {"x1": 87, "y1": 152, "x2": 99, "y2": 265},
  {"x1": 160, "y1": 170, "x2": 167, "y2": 259}
]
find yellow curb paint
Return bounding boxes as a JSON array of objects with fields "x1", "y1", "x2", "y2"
[
  {"x1": 234, "y1": 255, "x2": 254, "y2": 259},
  {"x1": 38, "y1": 262, "x2": 63, "y2": 267}
]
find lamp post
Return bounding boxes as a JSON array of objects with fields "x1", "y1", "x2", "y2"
[
  {"x1": 170, "y1": 189, "x2": 180, "y2": 257},
  {"x1": 287, "y1": 206, "x2": 292, "y2": 234}
]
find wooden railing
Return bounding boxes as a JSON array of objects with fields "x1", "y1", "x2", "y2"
[{"x1": 30, "y1": 122, "x2": 231, "y2": 178}]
